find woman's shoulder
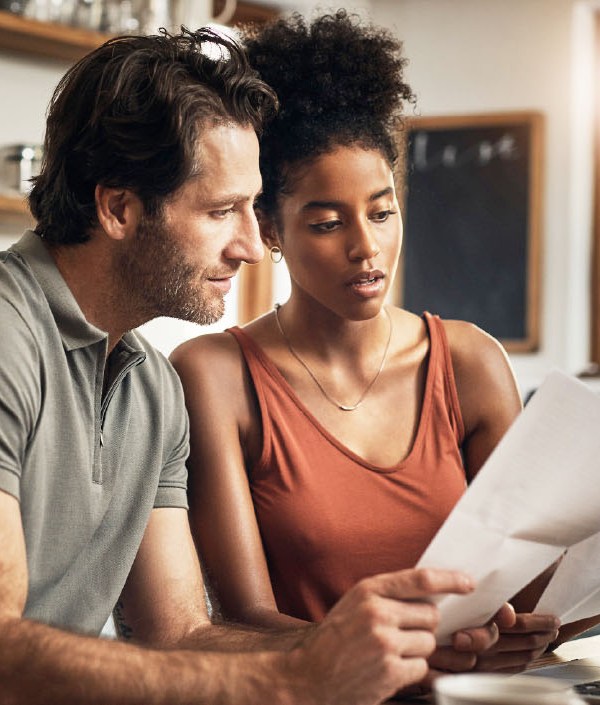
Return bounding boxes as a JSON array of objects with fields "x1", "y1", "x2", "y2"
[
  {"x1": 169, "y1": 330, "x2": 251, "y2": 405},
  {"x1": 169, "y1": 311, "x2": 277, "y2": 392},
  {"x1": 437, "y1": 318, "x2": 521, "y2": 433},
  {"x1": 169, "y1": 321, "x2": 269, "y2": 441},
  {"x1": 439, "y1": 318, "x2": 511, "y2": 376},
  {"x1": 170, "y1": 330, "x2": 240, "y2": 371}
]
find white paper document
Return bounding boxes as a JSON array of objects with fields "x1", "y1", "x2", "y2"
[
  {"x1": 416, "y1": 371, "x2": 600, "y2": 642},
  {"x1": 535, "y1": 532, "x2": 600, "y2": 624}
]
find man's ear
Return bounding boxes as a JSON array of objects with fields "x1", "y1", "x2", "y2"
[{"x1": 95, "y1": 185, "x2": 143, "y2": 241}]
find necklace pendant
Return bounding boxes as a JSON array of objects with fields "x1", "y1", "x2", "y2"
[{"x1": 338, "y1": 403, "x2": 359, "y2": 412}]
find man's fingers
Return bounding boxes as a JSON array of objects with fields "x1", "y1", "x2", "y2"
[
  {"x1": 361, "y1": 568, "x2": 474, "y2": 602},
  {"x1": 396, "y1": 628, "x2": 438, "y2": 658},
  {"x1": 347, "y1": 568, "x2": 475, "y2": 633},
  {"x1": 381, "y1": 600, "x2": 440, "y2": 630},
  {"x1": 396, "y1": 656, "x2": 430, "y2": 686}
]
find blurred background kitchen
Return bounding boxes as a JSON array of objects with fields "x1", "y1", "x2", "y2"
[{"x1": 0, "y1": 0, "x2": 597, "y2": 398}]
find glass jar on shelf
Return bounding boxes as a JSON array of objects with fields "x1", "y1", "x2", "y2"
[
  {"x1": 101, "y1": 0, "x2": 139, "y2": 34},
  {"x1": 0, "y1": 0, "x2": 27, "y2": 14},
  {"x1": 137, "y1": 0, "x2": 171, "y2": 34},
  {"x1": 71, "y1": 0, "x2": 103, "y2": 30}
]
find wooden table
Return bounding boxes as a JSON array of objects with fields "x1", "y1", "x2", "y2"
[{"x1": 532, "y1": 634, "x2": 600, "y2": 669}]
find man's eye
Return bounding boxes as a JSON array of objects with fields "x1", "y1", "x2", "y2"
[{"x1": 211, "y1": 208, "x2": 234, "y2": 219}]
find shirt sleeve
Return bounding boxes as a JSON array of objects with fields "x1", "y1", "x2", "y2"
[
  {"x1": 154, "y1": 366, "x2": 189, "y2": 510},
  {"x1": 0, "y1": 297, "x2": 40, "y2": 501}
]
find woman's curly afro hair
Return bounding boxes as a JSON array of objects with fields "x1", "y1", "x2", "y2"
[{"x1": 243, "y1": 9, "x2": 416, "y2": 216}]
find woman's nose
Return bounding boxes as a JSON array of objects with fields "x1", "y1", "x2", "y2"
[{"x1": 347, "y1": 221, "x2": 380, "y2": 261}]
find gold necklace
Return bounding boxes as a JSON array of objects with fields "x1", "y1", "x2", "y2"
[{"x1": 274, "y1": 304, "x2": 393, "y2": 412}]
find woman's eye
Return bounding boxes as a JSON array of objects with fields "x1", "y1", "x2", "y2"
[
  {"x1": 309, "y1": 220, "x2": 341, "y2": 233},
  {"x1": 371, "y1": 209, "x2": 397, "y2": 222}
]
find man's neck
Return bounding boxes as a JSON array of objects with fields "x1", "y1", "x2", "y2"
[{"x1": 45, "y1": 237, "x2": 140, "y2": 354}]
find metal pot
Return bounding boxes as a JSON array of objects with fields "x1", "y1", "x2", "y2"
[{"x1": 0, "y1": 144, "x2": 43, "y2": 194}]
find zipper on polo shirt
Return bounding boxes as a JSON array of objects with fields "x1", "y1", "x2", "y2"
[{"x1": 93, "y1": 352, "x2": 145, "y2": 484}]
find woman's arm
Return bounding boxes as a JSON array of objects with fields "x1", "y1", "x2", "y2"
[
  {"x1": 444, "y1": 319, "x2": 522, "y2": 482},
  {"x1": 170, "y1": 333, "x2": 303, "y2": 630},
  {"x1": 444, "y1": 321, "x2": 564, "y2": 671}
]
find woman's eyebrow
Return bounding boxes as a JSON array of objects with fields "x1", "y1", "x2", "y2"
[
  {"x1": 301, "y1": 200, "x2": 343, "y2": 211},
  {"x1": 301, "y1": 187, "x2": 394, "y2": 212},
  {"x1": 369, "y1": 187, "x2": 394, "y2": 201}
]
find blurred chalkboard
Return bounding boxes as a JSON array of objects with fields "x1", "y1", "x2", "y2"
[{"x1": 397, "y1": 113, "x2": 543, "y2": 352}]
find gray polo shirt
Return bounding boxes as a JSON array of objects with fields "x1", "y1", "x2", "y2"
[{"x1": 0, "y1": 231, "x2": 189, "y2": 635}]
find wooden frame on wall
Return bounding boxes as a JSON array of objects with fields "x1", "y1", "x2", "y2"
[
  {"x1": 590, "y1": 13, "x2": 600, "y2": 364},
  {"x1": 394, "y1": 111, "x2": 544, "y2": 353},
  {"x1": 593, "y1": 180, "x2": 600, "y2": 361}
]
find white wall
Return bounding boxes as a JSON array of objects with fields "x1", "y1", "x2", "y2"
[{"x1": 372, "y1": 0, "x2": 598, "y2": 392}]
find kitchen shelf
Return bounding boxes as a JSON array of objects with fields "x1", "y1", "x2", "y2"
[
  {"x1": 0, "y1": 10, "x2": 111, "y2": 62},
  {"x1": 0, "y1": 3, "x2": 277, "y2": 62},
  {"x1": 0, "y1": 192, "x2": 33, "y2": 225},
  {"x1": 232, "y1": 2, "x2": 277, "y2": 24},
  {"x1": 0, "y1": 2, "x2": 276, "y2": 226}
]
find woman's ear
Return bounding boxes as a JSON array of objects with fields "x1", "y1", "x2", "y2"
[
  {"x1": 95, "y1": 185, "x2": 143, "y2": 241},
  {"x1": 256, "y1": 208, "x2": 282, "y2": 251}
]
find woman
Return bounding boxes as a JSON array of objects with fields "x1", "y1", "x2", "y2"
[{"x1": 171, "y1": 10, "x2": 563, "y2": 676}]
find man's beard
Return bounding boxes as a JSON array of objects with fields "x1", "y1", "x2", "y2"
[{"x1": 115, "y1": 212, "x2": 225, "y2": 327}]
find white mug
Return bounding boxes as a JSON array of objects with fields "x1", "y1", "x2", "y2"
[
  {"x1": 434, "y1": 673, "x2": 585, "y2": 705},
  {"x1": 172, "y1": 0, "x2": 238, "y2": 30}
]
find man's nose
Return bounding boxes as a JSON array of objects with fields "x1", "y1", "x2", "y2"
[{"x1": 230, "y1": 210, "x2": 265, "y2": 265}]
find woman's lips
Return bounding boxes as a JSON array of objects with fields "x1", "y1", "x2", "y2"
[{"x1": 346, "y1": 270, "x2": 385, "y2": 298}]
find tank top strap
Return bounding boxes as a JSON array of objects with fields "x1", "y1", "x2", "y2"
[
  {"x1": 225, "y1": 326, "x2": 280, "y2": 467},
  {"x1": 422, "y1": 312, "x2": 466, "y2": 444},
  {"x1": 227, "y1": 325, "x2": 272, "y2": 378}
]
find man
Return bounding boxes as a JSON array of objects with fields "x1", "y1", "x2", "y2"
[{"x1": 0, "y1": 27, "x2": 484, "y2": 704}]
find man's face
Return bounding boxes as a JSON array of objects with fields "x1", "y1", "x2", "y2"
[{"x1": 117, "y1": 123, "x2": 264, "y2": 325}]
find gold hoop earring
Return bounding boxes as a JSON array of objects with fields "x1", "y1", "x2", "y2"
[{"x1": 269, "y1": 246, "x2": 283, "y2": 264}]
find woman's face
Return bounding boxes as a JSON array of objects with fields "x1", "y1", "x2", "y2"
[{"x1": 275, "y1": 146, "x2": 402, "y2": 320}]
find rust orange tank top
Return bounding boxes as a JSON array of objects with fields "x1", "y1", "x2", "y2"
[{"x1": 228, "y1": 312, "x2": 466, "y2": 622}]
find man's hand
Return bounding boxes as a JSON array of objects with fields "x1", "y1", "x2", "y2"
[{"x1": 286, "y1": 568, "x2": 475, "y2": 705}]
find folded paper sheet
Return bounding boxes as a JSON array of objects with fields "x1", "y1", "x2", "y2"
[
  {"x1": 416, "y1": 371, "x2": 600, "y2": 642},
  {"x1": 535, "y1": 532, "x2": 600, "y2": 624}
]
